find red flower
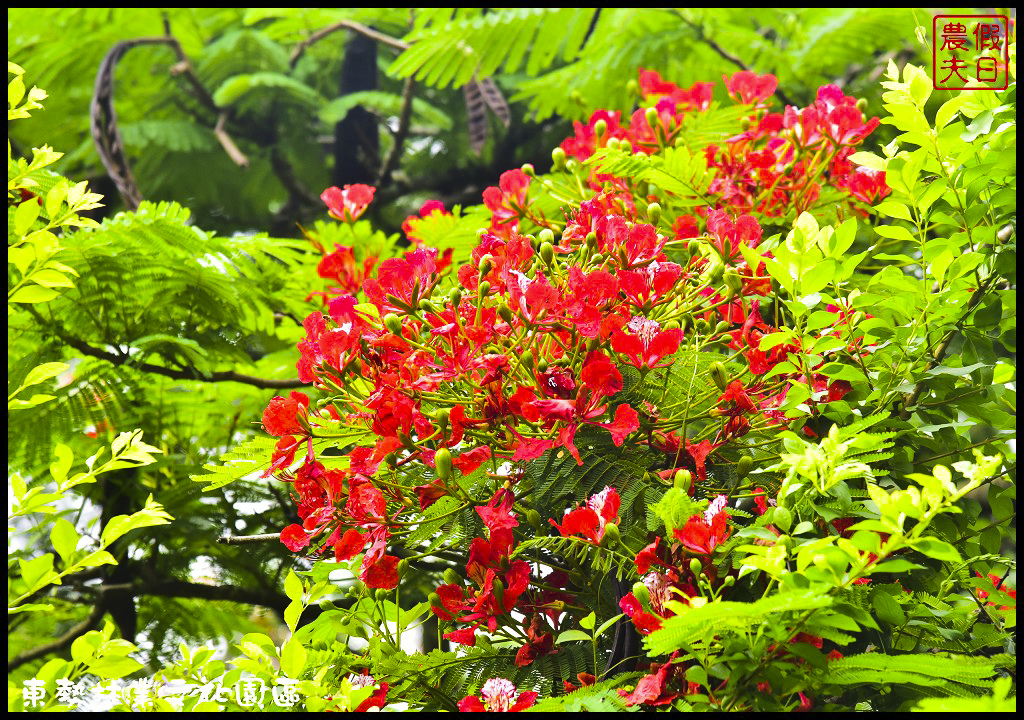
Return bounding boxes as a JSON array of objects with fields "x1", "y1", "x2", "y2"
[
  {"x1": 458, "y1": 678, "x2": 537, "y2": 712},
  {"x1": 618, "y1": 656, "x2": 680, "y2": 706},
  {"x1": 611, "y1": 316, "x2": 683, "y2": 370},
  {"x1": 619, "y1": 591, "x2": 664, "y2": 635},
  {"x1": 674, "y1": 495, "x2": 730, "y2": 554},
  {"x1": 262, "y1": 392, "x2": 310, "y2": 437},
  {"x1": 977, "y1": 572, "x2": 1016, "y2": 611},
  {"x1": 321, "y1": 184, "x2": 375, "y2": 223},
  {"x1": 724, "y1": 71, "x2": 778, "y2": 105},
  {"x1": 550, "y1": 486, "x2": 621, "y2": 544},
  {"x1": 483, "y1": 169, "x2": 530, "y2": 233},
  {"x1": 280, "y1": 524, "x2": 310, "y2": 551}
]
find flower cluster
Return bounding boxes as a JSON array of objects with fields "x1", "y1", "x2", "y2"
[{"x1": 260, "y1": 68, "x2": 889, "y2": 708}]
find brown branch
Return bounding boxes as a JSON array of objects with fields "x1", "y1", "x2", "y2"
[
  {"x1": 101, "y1": 579, "x2": 290, "y2": 615},
  {"x1": 290, "y1": 20, "x2": 410, "y2": 68},
  {"x1": 899, "y1": 272, "x2": 1000, "y2": 419},
  {"x1": 7, "y1": 603, "x2": 106, "y2": 672},
  {"x1": 378, "y1": 76, "x2": 416, "y2": 185},
  {"x1": 218, "y1": 533, "x2": 282, "y2": 545},
  {"x1": 214, "y1": 113, "x2": 249, "y2": 168},
  {"x1": 31, "y1": 312, "x2": 306, "y2": 390},
  {"x1": 677, "y1": 13, "x2": 797, "y2": 108}
]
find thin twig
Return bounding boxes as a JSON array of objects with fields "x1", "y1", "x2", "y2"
[
  {"x1": 28, "y1": 308, "x2": 305, "y2": 390},
  {"x1": 290, "y1": 20, "x2": 410, "y2": 68},
  {"x1": 217, "y1": 533, "x2": 282, "y2": 545},
  {"x1": 7, "y1": 603, "x2": 105, "y2": 671},
  {"x1": 215, "y1": 113, "x2": 249, "y2": 168},
  {"x1": 378, "y1": 76, "x2": 416, "y2": 185}
]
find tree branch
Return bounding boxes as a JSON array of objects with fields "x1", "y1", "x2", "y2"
[
  {"x1": 7, "y1": 603, "x2": 106, "y2": 672},
  {"x1": 29, "y1": 309, "x2": 306, "y2": 390},
  {"x1": 378, "y1": 76, "x2": 416, "y2": 185},
  {"x1": 290, "y1": 20, "x2": 409, "y2": 68},
  {"x1": 218, "y1": 533, "x2": 281, "y2": 545}
]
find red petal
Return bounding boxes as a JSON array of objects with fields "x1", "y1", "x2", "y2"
[
  {"x1": 362, "y1": 555, "x2": 401, "y2": 590},
  {"x1": 280, "y1": 524, "x2": 309, "y2": 551}
]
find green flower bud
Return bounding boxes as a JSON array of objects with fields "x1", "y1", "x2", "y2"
[
  {"x1": 737, "y1": 455, "x2": 753, "y2": 479},
  {"x1": 722, "y1": 575, "x2": 736, "y2": 588},
  {"x1": 428, "y1": 592, "x2": 443, "y2": 608},
  {"x1": 435, "y1": 448, "x2": 453, "y2": 481},
  {"x1": 740, "y1": 116, "x2": 752, "y2": 131},
  {"x1": 536, "y1": 358, "x2": 549, "y2": 373},
  {"x1": 498, "y1": 302, "x2": 515, "y2": 325},
  {"x1": 419, "y1": 297, "x2": 437, "y2": 314},
  {"x1": 606, "y1": 137, "x2": 620, "y2": 152},
  {"x1": 689, "y1": 558, "x2": 703, "y2": 578},
  {"x1": 526, "y1": 508, "x2": 543, "y2": 530},
  {"x1": 521, "y1": 163, "x2": 535, "y2": 177},
  {"x1": 491, "y1": 578, "x2": 506, "y2": 609},
  {"x1": 686, "y1": 239, "x2": 701, "y2": 257},
  {"x1": 673, "y1": 469, "x2": 692, "y2": 492},
  {"x1": 551, "y1": 146, "x2": 568, "y2": 172},
  {"x1": 537, "y1": 228, "x2": 554, "y2": 246},
  {"x1": 479, "y1": 255, "x2": 494, "y2": 277},
  {"x1": 855, "y1": 98, "x2": 868, "y2": 112},
  {"x1": 539, "y1": 242, "x2": 554, "y2": 265},
  {"x1": 594, "y1": 118, "x2": 608, "y2": 141},
  {"x1": 645, "y1": 106, "x2": 660, "y2": 129},
  {"x1": 710, "y1": 361, "x2": 729, "y2": 392},
  {"x1": 478, "y1": 280, "x2": 491, "y2": 296},
  {"x1": 663, "y1": 320, "x2": 680, "y2": 331},
  {"x1": 521, "y1": 351, "x2": 535, "y2": 371},
  {"x1": 600, "y1": 522, "x2": 620, "y2": 548},
  {"x1": 708, "y1": 261, "x2": 725, "y2": 284},
  {"x1": 375, "y1": 588, "x2": 390, "y2": 601},
  {"x1": 724, "y1": 268, "x2": 743, "y2": 295},
  {"x1": 449, "y1": 287, "x2": 463, "y2": 308},
  {"x1": 585, "y1": 231, "x2": 598, "y2": 249},
  {"x1": 383, "y1": 313, "x2": 403, "y2": 335},
  {"x1": 647, "y1": 202, "x2": 662, "y2": 225},
  {"x1": 714, "y1": 320, "x2": 732, "y2": 336},
  {"x1": 443, "y1": 568, "x2": 461, "y2": 586},
  {"x1": 433, "y1": 407, "x2": 450, "y2": 434},
  {"x1": 773, "y1": 506, "x2": 793, "y2": 534},
  {"x1": 631, "y1": 581, "x2": 651, "y2": 607},
  {"x1": 590, "y1": 253, "x2": 604, "y2": 265}
]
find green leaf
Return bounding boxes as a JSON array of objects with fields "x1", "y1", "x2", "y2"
[
  {"x1": 14, "y1": 196, "x2": 41, "y2": 236},
  {"x1": 9, "y1": 285, "x2": 60, "y2": 304},
  {"x1": 595, "y1": 613, "x2": 625, "y2": 638},
  {"x1": 8, "y1": 393, "x2": 56, "y2": 410},
  {"x1": 50, "y1": 519, "x2": 79, "y2": 564},
  {"x1": 19, "y1": 554, "x2": 57, "y2": 591},
  {"x1": 556, "y1": 629, "x2": 592, "y2": 643},
  {"x1": 87, "y1": 655, "x2": 143, "y2": 679},
  {"x1": 284, "y1": 569, "x2": 303, "y2": 602},
  {"x1": 20, "y1": 361, "x2": 69, "y2": 390},
  {"x1": 78, "y1": 550, "x2": 117, "y2": 568},
  {"x1": 284, "y1": 598, "x2": 303, "y2": 633},
  {"x1": 279, "y1": 637, "x2": 307, "y2": 678},
  {"x1": 580, "y1": 611, "x2": 596, "y2": 630},
  {"x1": 871, "y1": 589, "x2": 906, "y2": 626},
  {"x1": 910, "y1": 537, "x2": 961, "y2": 563}
]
